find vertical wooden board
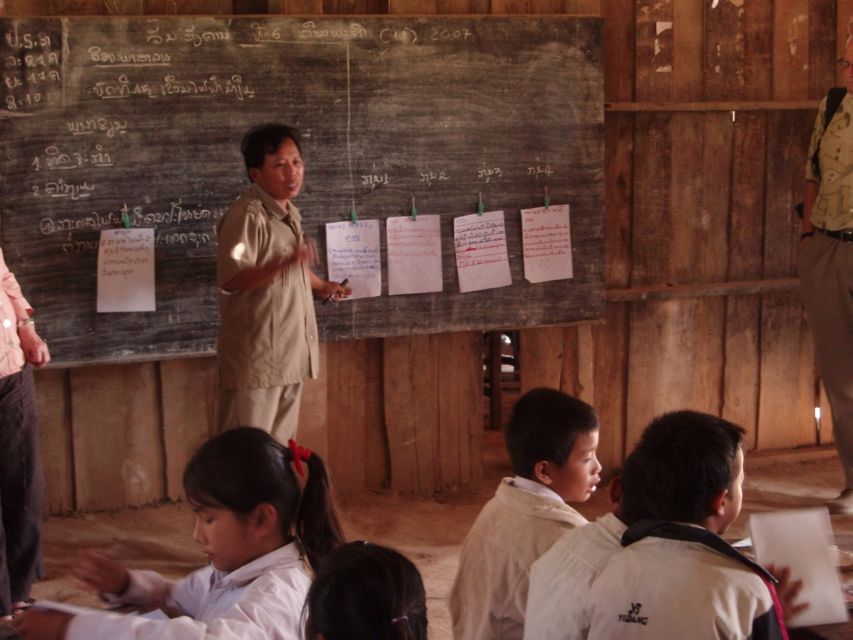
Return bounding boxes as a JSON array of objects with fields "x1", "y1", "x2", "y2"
[
  {"x1": 773, "y1": 0, "x2": 810, "y2": 100},
  {"x1": 160, "y1": 357, "x2": 218, "y2": 501},
  {"x1": 839, "y1": 1, "x2": 853, "y2": 87},
  {"x1": 564, "y1": 0, "x2": 599, "y2": 13},
  {"x1": 363, "y1": 339, "x2": 388, "y2": 491},
  {"x1": 756, "y1": 292, "x2": 817, "y2": 449},
  {"x1": 722, "y1": 296, "x2": 760, "y2": 450},
  {"x1": 604, "y1": 112, "x2": 633, "y2": 288},
  {"x1": 810, "y1": 0, "x2": 837, "y2": 99},
  {"x1": 437, "y1": 331, "x2": 482, "y2": 490},
  {"x1": 3, "y1": 0, "x2": 51, "y2": 15},
  {"x1": 145, "y1": 0, "x2": 233, "y2": 12},
  {"x1": 436, "y1": 0, "x2": 488, "y2": 12},
  {"x1": 634, "y1": 113, "x2": 729, "y2": 286},
  {"x1": 519, "y1": 326, "x2": 567, "y2": 394},
  {"x1": 33, "y1": 368, "x2": 74, "y2": 514},
  {"x1": 603, "y1": 0, "x2": 634, "y2": 101},
  {"x1": 592, "y1": 302, "x2": 628, "y2": 472},
  {"x1": 281, "y1": 0, "x2": 324, "y2": 13},
  {"x1": 635, "y1": 0, "x2": 674, "y2": 101},
  {"x1": 630, "y1": 112, "x2": 672, "y2": 286},
  {"x1": 704, "y1": 0, "x2": 772, "y2": 100},
  {"x1": 383, "y1": 335, "x2": 440, "y2": 496},
  {"x1": 625, "y1": 297, "x2": 725, "y2": 453},
  {"x1": 299, "y1": 343, "x2": 329, "y2": 460},
  {"x1": 729, "y1": 111, "x2": 766, "y2": 280},
  {"x1": 490, "y1": 0, "x2": 565, "y2": 14},
  {"x1": 389, "y1": 0, "x2": 436, "y2": 13},
  {"x1": 670, "y1": 112, "x2": 731, "y2": 284},
  {"x1": 820, "y1": 380, "x2": 835, "y2": 445},
  {"x1": 71, "y1": 363, "x2": 165, "y2": 511},
  {"x1": 323, "y1": 0, "x2": 388, "y2": 13},
  {"x1": 763, "y1": 110, "x2": 816, "y2": 279},
  {"x1": 326, "y1": 340, "x2": 368, "y2": 496},
  {"x1": 672, "y1": 0, "x2": 702, "y2": 100},
  {"x1": 575, "y1": 325, "x2": 594, "y2": 406}
]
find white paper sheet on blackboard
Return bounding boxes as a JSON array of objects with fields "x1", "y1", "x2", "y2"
[
  {"x1": 97, "y1": 228, "x2": 156, "y2": 313},
  {"x1": 749, "y1": 508, "x2": 848, "y2": 627},
  {"x1": 326, "y1": 219, "x2": 381, "y2": 299},
  {"x1": 521, "y1": 204, "x2": 573, "y2": 283},
  {"x1": 386, "y1": 214, "x2": 443, "y2": 295},
  {"x1": 453, "y1": 210, "x2": 512, "y2": 293}
]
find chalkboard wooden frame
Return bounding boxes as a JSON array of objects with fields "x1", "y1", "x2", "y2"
[{"x1": 0, "y1": 15, "x2": 603, "y2": 365}]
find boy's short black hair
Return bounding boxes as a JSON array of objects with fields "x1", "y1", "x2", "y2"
[
  {"x1": 631, "y1": 410, "x2": 745, "y2": 524},
  {"x1": 240, "y1": 123, "x2": 302, "y2": 171},
  {"x1": 614, "y1": 450, "x2": 649, "y2": 526},
  {"x1": 504, "y1": 387, "x2": 598, "y2": 478}
]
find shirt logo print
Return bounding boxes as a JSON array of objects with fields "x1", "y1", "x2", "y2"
[{"x1": 617, "y1": 602, "x2": 649, "y2": 626}]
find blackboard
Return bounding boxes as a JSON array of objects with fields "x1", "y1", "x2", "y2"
[{"x1": 0, "y1": 15, "x2": 604, "y2": 365}]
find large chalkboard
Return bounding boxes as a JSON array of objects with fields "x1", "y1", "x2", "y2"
[{"x1": 0, "y1": 16, "x2": 603, "y2": 365}]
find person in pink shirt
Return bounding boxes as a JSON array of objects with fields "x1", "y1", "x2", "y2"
[{"x1": 0, "y1": 248, "x2": 50, "y2": 625}]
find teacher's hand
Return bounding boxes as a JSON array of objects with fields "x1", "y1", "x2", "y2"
[{"x1": 18, "y1": 325, "x2": 50, "y2": 367}]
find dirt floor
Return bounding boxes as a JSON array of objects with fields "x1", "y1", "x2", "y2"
[{"x1": 28, "y1": 431, "x2": 853, "y2": 639}]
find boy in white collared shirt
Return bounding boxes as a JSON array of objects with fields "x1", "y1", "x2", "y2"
[{"x1": 449, "y1": 388, "x2": 602, "y2": 640}]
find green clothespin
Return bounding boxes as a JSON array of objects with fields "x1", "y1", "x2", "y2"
[
  {"x1": 121, "y1": 210, "x2": 131, "y2": 229},
  {"x1": 477, "y1": 192, "x2": 485, "y2": 216},
  {"x1": 411, "y1": 195, "x2": 417, "y2": 221},
  {"x1": 544, "y1": 185, "x2": 550, "y2": 210},
  {"x1": 350, "y1": 197, "x2": 358, "y2": 223}
]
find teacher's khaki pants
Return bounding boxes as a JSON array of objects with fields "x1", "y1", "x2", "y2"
[
  {"x1": 799, "y1": 232, "x2": 853, "y2": 488},
  {"x1": 218, "y1": 382, "x2": 303, "y2": 444}
]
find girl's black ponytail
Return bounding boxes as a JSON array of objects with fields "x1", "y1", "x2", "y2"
[{"x1": 290, "y1": 445, "x2": 345, "y2": 569}]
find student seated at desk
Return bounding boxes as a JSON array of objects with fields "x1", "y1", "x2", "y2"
[
  {"x1": 449, "y1": 388, "x2": 602, "y2": 640},
  {"x1": 14, "y1": 427, "x2": 345, "y2": 640},
  {"x1": 586, "y1": 411, "x2": 802, "y2": 640}
]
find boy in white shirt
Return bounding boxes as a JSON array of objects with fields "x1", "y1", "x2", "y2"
[
  {"x1": 524, "y1": 452, "x2": 647, "y2": 640},
  {"x1": 449, "y1": 388, "x2": 602, "y2": 640}
]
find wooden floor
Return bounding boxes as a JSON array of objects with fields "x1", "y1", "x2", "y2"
[{"x1": 23, "y1": 432, "x2": 853, "y2": 639}]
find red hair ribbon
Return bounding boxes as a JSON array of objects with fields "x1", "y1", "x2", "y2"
[{"x1": 288, "y1": 439, "x2": 312, "y2": 477}]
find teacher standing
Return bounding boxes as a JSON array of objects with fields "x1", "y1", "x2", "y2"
[
  {"x1": 0, "y1": 248, "x2": 49, "y2": 623},
  {"x1": 216, "y1": 124, "x2": 350, "y2": 442}
]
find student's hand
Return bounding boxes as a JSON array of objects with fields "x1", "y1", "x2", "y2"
[
  {"x1": 12, "y1": 609, "x2": 72, "y2": 640},
  {"x1": 74, "y1": 549, "x2": 130, "y2": 596},
  {"x1": 767, "y1": 564, "x2": 810, "y2": 621},
  {"x1": 18, "y1": 325, "x2": 50, "y2": 367}
]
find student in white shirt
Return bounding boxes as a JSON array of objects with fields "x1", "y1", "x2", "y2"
[
  {"x1": 449, "y1": 388, "x2": 602, "y2": 640},
  {"x1": 586, "y1": 411, "x2": 800, "y2": 640},
  {"x1": 15, "y1": 427, "x2": 345, "y2": 640},
  {"x1": 305, "y1": 541, "x2": 427, "y2": 640},
  {"x1": 524, "y1": 452, "x2": 648, "y2": 640}
]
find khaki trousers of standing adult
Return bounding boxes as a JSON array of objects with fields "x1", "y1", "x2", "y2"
[
  {"x1": 218, "y1": 382, "x2": 304, "y2": 444},
  {"x1": 799, "y1": 232, "x2": 853, "y2": 488}
]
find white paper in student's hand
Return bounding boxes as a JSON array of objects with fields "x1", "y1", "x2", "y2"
[
  {"x1": 453, "y1": 210, "x2": 512, "y2": 293},
  {"x1": 97, "y1": 228, "x2": 156, "y2": 313},
  {"x1": 386, "y1": 214, "x2": 443, "y2": 295},
  {"x1": 749, "y1": 508, "x2": 849, "y2": 627},
  {"x1": 520, "y1": 204, "x2": 573, "y2": 283},
  {"x1": 325, "y1": 220, "x2": 381, "y2": 299}
]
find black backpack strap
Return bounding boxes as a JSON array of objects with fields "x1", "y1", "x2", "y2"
[{"x1": 812, "y1": 87, "x2": 847, "y2": 179}]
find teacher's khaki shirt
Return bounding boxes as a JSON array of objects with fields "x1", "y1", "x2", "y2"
[{"x1": 216, "y1": 184, "x2": 319, "y2": 390}]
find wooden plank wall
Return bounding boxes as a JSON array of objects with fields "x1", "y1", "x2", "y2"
[{"x1": 3, "y1": 0, "x2": 842, "y2": 513}]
